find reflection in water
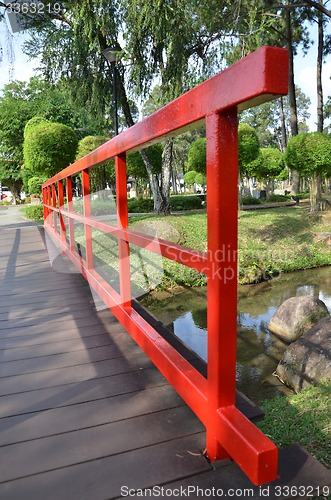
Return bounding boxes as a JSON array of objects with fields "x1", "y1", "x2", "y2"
[{"x1": 141, "y1": 267, "x2": 331, "y2": 405}]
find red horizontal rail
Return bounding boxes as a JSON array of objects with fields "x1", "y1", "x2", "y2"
[{"x1": 43, "y1": 46, "x2": 288, "y2": 486}]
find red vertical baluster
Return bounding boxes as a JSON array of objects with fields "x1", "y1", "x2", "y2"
[
  {"x1": 58, "y1": 180, "x2": 66, "y2": 246},
  {"x1": 116, "y1": 153, "x2": 131, "y2": 311},
  {"x1": 82, "y1": 169, "x2": 93, "y2": 270},
  {"x1": 66, "y1": 176, "x2": 75, "y2": 252},
  {"x1": 51, "y1": 184, "x2": 57, "y2": 232}
]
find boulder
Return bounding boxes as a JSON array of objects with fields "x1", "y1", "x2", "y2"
[
  {"x1": 276, "y1": 316, "x2": 331, "y2": 392},
  {"x1": 268, "y1": 296, "x2": 329, "y2": 343},
  {"x1": 132, "y1": 220, "x2": 185, "y2": 244}
]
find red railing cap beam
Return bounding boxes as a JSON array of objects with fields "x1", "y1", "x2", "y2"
[{"x1": 44, "y1": 46, "x2": 288, "y2": 186}]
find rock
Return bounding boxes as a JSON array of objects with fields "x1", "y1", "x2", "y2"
[
  {"x1": 276, "y1": 316, "x2": 331, "y2": 392},
  {"x1": 268, "y1": 296, "x2": 329, "y2": 343},
  {"x1": 132, "y1": 220, "x2": 186, "y2": 244}
]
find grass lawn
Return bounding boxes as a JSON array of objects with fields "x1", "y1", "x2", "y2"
[
  {"x1": 128, "y1": 206, "x2": 331, "y2": 287},
  {"x1": 257, "y1": 380, "x2": 331, "y2": 471}
]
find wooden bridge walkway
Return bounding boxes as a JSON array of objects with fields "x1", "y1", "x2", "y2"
[{"x1": 0, "y1": 223, "x2": 330, "y2": 499}]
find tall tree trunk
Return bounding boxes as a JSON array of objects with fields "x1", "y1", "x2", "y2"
[
  {"x1": 285, "y1": 1, "x2": 300, "y2": 194},
  {"x1": 314, "y1": 1, "x2": 324, "y2": 208},
  {"x1": 116, "y1": 68, "x2": 169, "y2": 213},
  {"x1": 317, "y1": 1, "x2": 324, "y2": 133},
  {"x1": 310, "y1": 173, "x2": 318, "y2": 212},
  {"x1": 279, "y1": 97, "x2": 287, "y2": 152},
  {"x1": 158, "y1": 139, "x2": 173, "y2": 215}
]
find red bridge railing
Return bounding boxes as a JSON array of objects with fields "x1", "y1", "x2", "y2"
[{"x1": 43, "y1": 46, "x2": 288, "y2": 486}]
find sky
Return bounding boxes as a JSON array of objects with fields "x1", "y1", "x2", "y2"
[{"x1": 0, "y1": 15, "x2": 331, "y2": 131}]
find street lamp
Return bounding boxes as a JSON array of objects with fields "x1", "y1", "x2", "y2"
[{"x1": 102, "y1": 47, "x2": 119, "y2": 136}]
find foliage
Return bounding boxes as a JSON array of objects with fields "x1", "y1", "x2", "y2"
[
  {"x1": 241, "y1": 195, "x2": 261, "y2": 206},
  {"x1": 27, "y1": 176, "x2": 46, "y2": 196},
  {"x1": 266, "y1": 194, "x2": 291, "y2": 202},
  {"x1": 194, "y1": 173, "x2": 206, "y2": 186},
  {"x1": 128, "y1": 198, "x2": 154, "y2": 213},
  {"x1": 24, "y1": 205, "x2": 44, "y2": 220},
  {"x1": 184, "y1": 170, "x2": 198, "y2": 186},
  {"x1": 238, "y1": 124, "x2": 260, "y2": 175},
  {"x1": 24, "y1": 116, "x2": 49, "y2": 138},
  {"x1": 249, "y1": 147, "x2": 285, "y2": 181},
  {"x1": 0, "y1": 82, "x2": 35, "y2": 197},
  {"x1": 285, "y1": 132, "x2": 331, "y2": 177},
  {"x1": 127, "y1": 194, "x2": 203, "y2": 213},
  {"x1": 170, "y1": 195, "x2": 203, "y2": 211},
  {"x1": 187, "y1": 138, "x2": 206, "y2": 174},
  {"x1": 76, "y1": 135, "x2": 114, "y2": 192},
  {"x1": 127, "y1": 144, "x2": 163, "y2": 179},
  {"x1": 258, "y1": 380, "x2": 331, "y2": 470},
  {"x1": 239, "y1": 87, "x2": 311, "y2": 150},
  {"x1": 24, "y1": 121, "x2": 78, "y2": 178}
]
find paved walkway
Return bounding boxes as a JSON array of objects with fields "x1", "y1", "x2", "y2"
[{"x1": 0, "y1": 208, "x2": 330, "y2": 499}]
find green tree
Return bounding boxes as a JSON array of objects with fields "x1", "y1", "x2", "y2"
[
  {"x1": 24, "y1": 121, "x2": 78, "y2": 178},
  {"x1": 249, "y1": 148, "x2": 285, "y2": 195},
  {"x1": 126, "y1": 144, "x2": 163, "y2": 198},
  {"x1": 184, "y1": 170, "x2": 198, "y2": 189},
  {"x1": 240, "y1": 86, "x2": 311, "y2": 151},
  {"x1": 285, "y1": 132, "x2": 331, "y2": 211},
  {"x1": 187, "y1": 138, "x2": 206, "y2": 174},
  {"x1": 76, "y1": 135, "x2": 114, "y2": 192},
  {"x1": 0, "y1": 82, "x2": 37, "y2": 201},
  {"x1": 238, "y1": 124, "x2": 260, "y2": 177}
]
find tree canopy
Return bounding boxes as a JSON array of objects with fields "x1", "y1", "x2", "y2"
[{"x1": 24, "y1": 120, "x2": 78, "y2": 178}]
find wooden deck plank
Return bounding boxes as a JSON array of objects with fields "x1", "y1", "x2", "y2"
[
  {"x1": 0, "y1": 368, "x2": 167, "y2": 419},
  {"x1": 0, "y1": 352, "x2": 154, "y2": 396},
  {"x1": 0, "y1": 435, "x2": 209, "y2": 500},
  {"x1": 0, "y1": 385, "x2": 184, "y2": 446},
  {"x1": 0, "y1": 406, "x2": 204, "y2": 483},
  {"x1": 0, "y1": 342, "x2": 144, "y2": 377}
]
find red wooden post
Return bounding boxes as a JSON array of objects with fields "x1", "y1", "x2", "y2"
[{"x1": 206, "y1": 107, "x2": 239, "y2": 461}]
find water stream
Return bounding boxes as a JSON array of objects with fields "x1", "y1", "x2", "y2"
[{"x1": 140, "y1": 267, "x2": 331, "y2": 405}]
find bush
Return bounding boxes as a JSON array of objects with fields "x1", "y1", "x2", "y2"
[
  {"x1": 170, "y1": 195, "x2": 203, "y2": 211},
  {"x1": 241, "y1": 195, "x2": 261, "y2": 206},
  {"x1": 24, "y1": 205, "x2": 44, "y2": 220},
  {"x1": 27, "y1": 176, "x2": 46, "y2": 197},
  {"x1": 128, "y1": 198, "x2": 154, "y2": 213},
  {"x1": 266, "y1": 194, "x2": 291, "y2": 203},
  {"x1": 127, "y1": 195, "x2": 203, "y2": 213}
]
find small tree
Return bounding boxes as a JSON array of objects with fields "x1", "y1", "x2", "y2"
[
  {"x1": 127, "y1": 144, "x2": 163, "y2": 198},
  {"x1": 285, "y1": 132, "x2": 331, "y2": 212},
  {"x1": 249, "y1": 148, "x2": 285, "y2": 196},
  {"x1": 238, "y1": 124, "x2": 260, "y2": 176},
  {"x1": 187, "y1": 138, "x2": 206, "y2": 174},
  {"x1": 27, "y1": 176, "x2": 47, "y2": 197},
  {"x1": 24, "y1": 121, "x2": 78, "y2": 179},
  {"x1": 76, "y1": 136, "x2": 114, "y2": 193}
]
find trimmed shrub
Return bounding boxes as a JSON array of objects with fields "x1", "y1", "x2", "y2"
[
  {"x1": 266, "y1": 194, "x2": 291, "y2": 203},
  {"x1": 24, "y1": 205, "x2": 44, "y2": 220},
  {"x1": 170, "y1": 195, "x2": 203, "y2": 211},
  {"x1": 128, "y1": 198, "x2": 154, "y2": 213},
  {"x1": 241, "y1": 195, "x2": 261, "y2": 206}
]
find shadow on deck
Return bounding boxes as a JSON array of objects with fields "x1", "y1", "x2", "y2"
[{"x1": 0, "y1": 226, "x2": 330, "y2": 499}]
